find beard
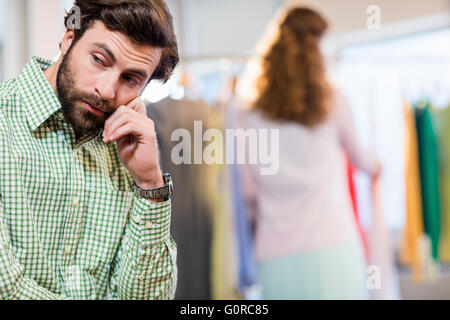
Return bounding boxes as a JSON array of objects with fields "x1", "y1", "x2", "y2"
[{"x1": 56, "y1": 46, "x2": 115, "y2": 139}]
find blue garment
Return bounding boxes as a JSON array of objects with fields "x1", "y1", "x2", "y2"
[
  {"x1": 226, "y1": 105, "x2": 259, "y2": 294},
  {"x1": 231, "y1": 163, "x2": 259, "y2": 292}
]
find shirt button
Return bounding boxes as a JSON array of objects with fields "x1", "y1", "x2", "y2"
[
  {"x1": 64, "y1": 245, "x2": 72, "y2": 255},
  {"x1": 139, "y1": 274, "x2": 145, "y2": 282},
  {"x1": 72, "y1": 197, "x2": 79, "y2": 207},
  {"x1": 133, "y1": 215, "x2": 142, "y2": 224},
  {"x1": 145, "y1": 221, "x2": 154, "y2": 230}
]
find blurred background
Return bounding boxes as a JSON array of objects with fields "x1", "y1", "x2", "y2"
[{"x1": 0, "y1": 0, "x2": 449, "y2": 300}]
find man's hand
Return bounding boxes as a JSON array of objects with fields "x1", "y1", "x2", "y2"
[{"x1": 102, "y1": 97, "x2": 164, "y2": 190}]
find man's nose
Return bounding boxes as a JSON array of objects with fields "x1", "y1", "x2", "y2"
[{"x1": 95, "y1": 74, "x2": 117, "y2": 102}]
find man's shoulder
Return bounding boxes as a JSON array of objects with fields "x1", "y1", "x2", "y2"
[
  {"x1": 0, "y1": 78, "x2": 21, "y2": 112},
  {"x1": 0, "y1": 78, "x2": 22, "y2": 133},
  {"x1": 0, "y1": 77, "x2": 19, "y2": 96}
]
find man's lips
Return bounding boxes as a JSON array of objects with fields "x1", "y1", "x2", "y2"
[{"x1": 81, "y1": 100, "x2": 105, "y2": 116}]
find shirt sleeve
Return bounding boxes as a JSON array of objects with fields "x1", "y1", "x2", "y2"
[
  {"x1": 107, "y1": 196, "x2": 177, "y2": 300},
  {"x1": 335, "y1": 90, "x2": 378, "y2": 175},
  {"x1": 0, "y1": 199, "x2": 71, "y2": 300}
]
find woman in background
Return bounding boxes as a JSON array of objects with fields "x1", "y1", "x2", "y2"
[{"x1": 238, "y1": 7, "x2": 381, "y2": 300}]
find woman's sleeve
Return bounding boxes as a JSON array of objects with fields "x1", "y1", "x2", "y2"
[{"x1": 335, "y1": 90, "x2": 379, "y2": 175}]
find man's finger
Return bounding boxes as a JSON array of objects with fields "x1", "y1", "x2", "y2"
[
  {"x1": 103, "y1": 113, "x2": 131, "y2": 143},
  {"x1": 104, "y1": 106, "x2": 128, "y2": 134},
  {"x1": 126, "y1": 96, "x2": 146, "y2": 115}
]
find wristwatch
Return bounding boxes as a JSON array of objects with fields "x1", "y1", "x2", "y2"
[{"x1": 132, "y1": 172, "x2": 174, "y2": 201}]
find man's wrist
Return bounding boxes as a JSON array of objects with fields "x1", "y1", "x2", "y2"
[
  {"x1": 134, "y1": 171, "x2": 165, "y2": 190},
  {"x1": 133, "y1": 173, "x2": 173, "y2": 203},
  {"x1": 142, "y1": 197, "x2": 166, "y2": 204}
]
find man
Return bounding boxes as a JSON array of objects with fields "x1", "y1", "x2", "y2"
[{"x1": 0, "y1": 0, "x2": 179, "y2": 300}]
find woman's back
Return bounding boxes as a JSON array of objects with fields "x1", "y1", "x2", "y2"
[
  {"x1": 240, "y1": 89, "x2": 377, "y2": 262},
  {"x1": 239, "y1": 6, "x2": 378, "y2": 299}
]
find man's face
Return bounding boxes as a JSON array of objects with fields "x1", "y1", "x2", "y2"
[{"x1": 56, "y1": 21, "x2": 162, "y2": 138}]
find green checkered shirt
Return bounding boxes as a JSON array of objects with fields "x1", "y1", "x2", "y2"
[{"x1": 0, "y1": 57, "x2": 177, "y2": 300}]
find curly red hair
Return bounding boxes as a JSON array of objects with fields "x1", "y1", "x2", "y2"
[{"x1": 252, "y1": 7, "x2": 332, "y2": 127}]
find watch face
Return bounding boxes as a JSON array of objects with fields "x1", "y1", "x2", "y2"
[{"x1": 163, "y1": 172, "x2": 171, "y2": 182}]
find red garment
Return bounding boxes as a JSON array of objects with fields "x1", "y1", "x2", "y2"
[{"x1": 347, "y1": 158, "x2": 370, "y2": 261}]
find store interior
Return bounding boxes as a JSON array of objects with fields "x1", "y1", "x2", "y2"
[{"x1": 1, "y1": 0, "x2": 449, "y2": 300}]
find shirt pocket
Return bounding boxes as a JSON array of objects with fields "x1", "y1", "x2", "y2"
[{"x1": 79, "y1": 186, "x2": 134, "y2": 284}]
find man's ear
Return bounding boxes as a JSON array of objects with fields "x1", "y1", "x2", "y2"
[{"x1": 60, "y1": 30, "x2": 76, "y2": 55}]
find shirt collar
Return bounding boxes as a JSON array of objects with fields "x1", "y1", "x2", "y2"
[{"x1": 17, "y1": 56, "x2": 62, "y2": 132}]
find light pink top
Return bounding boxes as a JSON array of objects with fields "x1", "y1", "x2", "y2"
[{"x1": 237, "y1": 90, "x2": 378, "y2": 262}]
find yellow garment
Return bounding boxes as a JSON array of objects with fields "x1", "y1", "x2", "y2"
[
  {"x1": 210, "y1": 110, "x2": 241, "y2": 300},
  {"x1": 399, "y1": 102, "x2": 425, "y2": 283}
]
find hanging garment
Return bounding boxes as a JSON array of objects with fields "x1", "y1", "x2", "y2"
[
  {"x1": 347, "y1": 158, "x2": 369, "y2": 262},
  {"x1": 211, "y1": 157, "x2": 241, "y2": 300},
  {"x1": 399, "y1": 102, "x2": 425, "y2": 283},
  {"x1": 414, "y1": 103, "x2": 441, "y2": 260},
  {"x1": 430, "y1": 105, "x2": 450, "y2": 262},
  {"x1": 146, "y1": 97, "x2": 218, "y2": 300},
  {"x1": 368, "y1": 178, "x2": 401, "y2": 300},
  {"x1": 362, "y1": 86, "x2": 400, "y2": 299},
  {"x1": 208, "y1": 109, "x2": 241, "y2": 300},
  {"x1": 418, "y1": 234, "x2": 440, "y2": 283},
  {"x1": 226, "y1": 101, "x2": 260, "y2": 297}
]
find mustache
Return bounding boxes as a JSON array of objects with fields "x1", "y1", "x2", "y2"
[{"x1": 74, "y1": 92, "x2": 114, "y2": 116}]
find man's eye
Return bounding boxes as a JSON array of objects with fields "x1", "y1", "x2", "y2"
[
  {"x1": 92, "y1": 55, "x2": 104, "y2": 66},
  {"x1": 123, "y1": 75, "x2": 139, "y2": 86}
]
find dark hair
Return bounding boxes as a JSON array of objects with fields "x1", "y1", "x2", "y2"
[
  {"x1": 252, "y1": 7, "x2": 331, "y2": 127},
  {"x1": 64, "y1": 0, "x2": 179, "y2": 83}
]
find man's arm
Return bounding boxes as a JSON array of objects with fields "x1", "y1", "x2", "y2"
[
  {"x1": 107, "y1": 197, "x2": 177, "y2": 300},
  {"x1": 0, "y1": 109, "x2": 70, "y2": 300},
  {"x1": 102, "y1": 97, "x2": 177, "y2": 299},
  {"x1": 0, "y1": 200, "x2": 70, "y2": 300}
]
